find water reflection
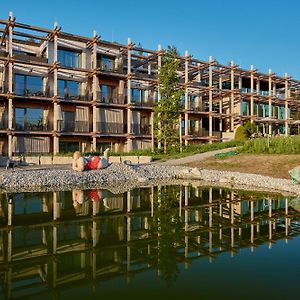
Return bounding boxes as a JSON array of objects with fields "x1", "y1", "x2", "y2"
[{"x1": 0, "y1": 185, "x2": 299, "y2": 299}]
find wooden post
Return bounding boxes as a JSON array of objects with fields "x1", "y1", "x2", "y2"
[
  {"x1": 209, "y1": 56, "x2": 213, "y2": 143},
  {"x1": 157, "y1": 44, "x2": 162, "y2": 150},
  {"x1": 127, "y1": 38, "x2": 132, "y2": 151},
  {"x1": 184, "y1": 50, "x2": 189, "y2": 146},
  {"x1": 268, "y1": 69, "x2": 272, "y2": 135},
  {"x1": 92, "y1": 30, "x2": 98, "y2": 151},
  {"x1": 250, "y1": 65, "x2": 254, "y2": 124},
  {"x1": 230, "y1": 61, "x2": 235, "y2": 131},
  {"x1": 284, "y1": 73, "x2": 289, "y2": 136}
]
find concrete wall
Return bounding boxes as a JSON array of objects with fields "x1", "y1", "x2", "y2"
[{"x1": 0, "y1": 155, "x2": 152, "y2": 166}]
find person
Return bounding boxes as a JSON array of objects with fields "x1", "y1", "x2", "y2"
[
  {"x1": 72, "y1": 148, "x2": 109, "y2": 172},
  {"x1": 88, "y1": 189, "x2": 110, "y2": 208}
]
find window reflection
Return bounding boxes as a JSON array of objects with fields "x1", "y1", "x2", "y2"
[
  {"x1": 58, "y1": 48, "x2": 81, "y2": 68},
  {"x1": 15, "y1": 74, "x2": 44, "y2": 96}
]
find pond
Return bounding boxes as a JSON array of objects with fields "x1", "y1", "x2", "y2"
[{"x1": 0, "y1": 185, "x2": 300, "y2": 300}]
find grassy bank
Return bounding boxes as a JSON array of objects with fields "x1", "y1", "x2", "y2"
[
  {"x1": 82, "y1": 140, "x2": 242, "y2": 160},
  {"x1": 238, "y1": 136, "x2": 300, "y2": 154}
]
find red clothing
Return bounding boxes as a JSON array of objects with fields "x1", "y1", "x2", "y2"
[
  {"x1": 85, "y1": 156, "x2": 100, "y2": 170},
  {"x1": 88, "y1": 190, "x2": 100, "y2": 202}
]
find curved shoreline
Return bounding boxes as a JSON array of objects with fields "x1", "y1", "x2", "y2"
[{"x1": 0, "y1": 163, "x2": 299, "y2": 195}]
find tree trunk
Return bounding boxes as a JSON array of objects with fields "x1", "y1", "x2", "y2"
[{"x1": 164, "y1": 140, "x2": 167, "y2": 154}]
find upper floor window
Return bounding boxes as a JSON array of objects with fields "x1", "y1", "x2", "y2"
[
  {"x1": 99, "y1": 56, "x2": 115, "y2": 71},
  {"x1": 131, "y1": 89, "x2": 145, "y2": 103},
  {"x1": 15, "y1": 107, "x2": 45, "y2": 131},
  {"x1": 58, "y1": 80, "x2": 81, "y2": 100},
  {"x1": 58, "y1": 48, "x2": 81, "y2": 68},
  {"x1": 15, "y1": 74, "x2": 44, "y2": 96},
  {"x1": 101, "y1": 85, "x2": 115, "y2": 102}
]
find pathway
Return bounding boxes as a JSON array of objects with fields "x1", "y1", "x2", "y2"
[{"x1": 157, "y1": 147, "x2": 237, "y2": 166}]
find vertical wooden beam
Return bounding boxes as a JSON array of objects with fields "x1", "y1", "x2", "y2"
[
  {"x1": 7, "y1": 14, "x2": 14, "y2": 157},
  {"x1": 230, "y1": 61, "x2": 235, "y2": 131},
  {"x1": 268, "y1": 68, "x2": 273, "y2": 135},
  {"x1": 127, "y1": 38, "x2": 132, "y2": 151},
  {"x1": 209, "y1": 56, "x2": 213, "y2": 143},
  {"x1": 219, "y1": 69, "x2": 223, "y2": 131},
  {"x1": 250, "y1": 65, "x2": 254, "y2": 124},
  {"x1": 157, "y1": 44, "x2": 162, "y2": 150},
  {"x1": 53, "y1": 22, "x2": 59, "y2": 154},
  {"x1": 92, "y1": 30, "x2": 98, "y2": 151},
  {"x1": 284, "y1": 73, "x2": 289, "y2": 136},
  {"x1": 184, "y1": 50, "x2": 189, "y2": 145}
]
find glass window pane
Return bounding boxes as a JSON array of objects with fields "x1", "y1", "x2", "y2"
[
  {"x1": 58, "y1": 49, "x2": 81, "y2": 68},
  {"x1": 15, "y1": 108, "x2": 25, "y2": 130},
  {"x1": 26, "y1": 76, "x2": 43, "y2": 96},
  {"x1": 58, "y1": 80, "x2": 65, "y2": 98},
  {"x1": 15, "y1": 74, "x2": 25, "y2": 96},
  {"x1": 66, "y1": 81, "x2": 80, "y2": 99}
]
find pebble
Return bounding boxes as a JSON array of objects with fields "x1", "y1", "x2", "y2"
[{"x1": 0, "y1": 163, "x2": 299, "y2": 195}]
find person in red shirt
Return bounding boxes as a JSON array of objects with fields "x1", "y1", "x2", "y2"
[{"x1": 72, "y1": 148, "x2": 110, "y2": 171}]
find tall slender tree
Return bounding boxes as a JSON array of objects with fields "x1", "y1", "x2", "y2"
[{"x1": 154, "y1": 46, "x2": 183, "y2": 153}]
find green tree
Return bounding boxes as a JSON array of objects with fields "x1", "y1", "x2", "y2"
[{"x1": 154, "y1": 46, "x2": 184, "y2": 153}]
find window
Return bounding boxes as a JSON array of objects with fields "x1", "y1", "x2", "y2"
[
  {"x1": 101, "y1": 85, "x2": 114, "y2": 102},
  {"x1": 58, "y1": 80, "x2": 80, "y2": 100},
  {"x1": 132, "y1": 89, "x2": 141, "y2": 102},
  {"x1": 15, "y1": 108, "x2": 45, "y2": 131},
  {"x1": 15, "y1": 74, "x2": 43, "y2": 96},
  {"x1": 242, "y1": 101, "x2": 249, "y2": 116},
  {"x1": 58, "y1": 48, "x2": 81, "y2": 68},
  {"x1": 61, "y1": 111, "x2": 76, "y2": 132},
  {"x1": 99, "y1": 56, "x2": 114, "y2": 71}
]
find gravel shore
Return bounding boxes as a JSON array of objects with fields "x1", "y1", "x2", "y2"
[{"x1": 0, "y1": 163, "x2": 299, "y2": 195}]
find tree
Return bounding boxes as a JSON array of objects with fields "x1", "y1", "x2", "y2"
[{"x1": 154, "y1": 46, "x2": 184, "y2": 153}]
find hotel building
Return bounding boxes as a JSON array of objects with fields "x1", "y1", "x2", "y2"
[{"x1": 0, "y1": 13, "x2": 300, "y2": 156}]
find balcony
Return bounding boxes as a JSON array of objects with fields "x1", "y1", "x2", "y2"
[
  {"x1": 15, "y1": 85, "x2": 51, "y2": 98},
  {"x1": 98, "y1": 61, "x2": 125, "y2": 74},
  {"x1": 133, "y1": 71, "x2": 156, "y2": 80},
  {"x1": 14, "y1": 118, "x2": 50, "y2": 131},
  {"x1": 97, "y1": 122, "x2": 126, "y2": 134},
  {"x1": 133, "y1": 124, "x2": 151, "y2": 135},
  {"x1": 258, "y1": 90, "x2": 269, "y2": 97},
  {"x1": 185, "y1": 127, "x2": 221, "y2": 138},
  {"x1": 14, "y1": 53, "x2": 48, "y2": 64},
  {"x1": 99, "y1": 93, "x2": 126, "y2": 105},
  {"x1": 58, "y1": 120, "x2": 90, "y2": 133},
  {"x1": 131, "y1": 99, "x2": 153, "y2": 108},
  {"x1": 59, "y1": 88, "x2": 92, "y2": 102},
  {"x1": 188, "y1": 103, "x2": 202, "y2": 111}
]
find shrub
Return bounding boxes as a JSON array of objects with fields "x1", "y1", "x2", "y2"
[
  {"x1": 234, "y1": 125, "x2": 248, "y2": 141},
  {"x1": 244, "y1": 122, "x2": 257, "y2": 136}
]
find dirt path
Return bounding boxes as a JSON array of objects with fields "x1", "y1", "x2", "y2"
[{"x1": 157, "y1": 147, "x2": 237, "y2": 165}]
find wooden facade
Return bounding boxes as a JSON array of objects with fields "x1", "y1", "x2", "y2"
[{"x1": 0, "y1": 13, "x2": 300, "y2": 155}]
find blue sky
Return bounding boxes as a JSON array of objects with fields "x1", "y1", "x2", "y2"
[{"x1": 1, "y1": 0, "x2": 300, "y2": 78}]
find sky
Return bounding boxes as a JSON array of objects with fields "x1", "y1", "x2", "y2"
[{"x1": 1, "y1": 0, "x2": 300, "y2": 78}]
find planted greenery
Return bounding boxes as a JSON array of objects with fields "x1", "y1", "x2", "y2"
[
  {"x1": 80, "y1": 140, "x2": 241, "y2": 160},
  {"x1": 238, "y1": 136, "x2": 300, "y2": 154},
  {"x1": 235, "y1": 122, "x2": 257, "y2": 141}
]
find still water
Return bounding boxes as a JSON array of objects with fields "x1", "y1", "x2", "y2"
[{"x1": 0, "y1": 185, "x2": 300, "y2": 300}]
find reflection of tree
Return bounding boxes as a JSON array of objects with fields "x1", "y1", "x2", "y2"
[{"x1": 149, "y1": 185, "x2": 184, "y2": 287}]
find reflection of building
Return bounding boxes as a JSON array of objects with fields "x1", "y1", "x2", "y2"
[
  {"x1": 1, "y1": 13, "x2": 300, "y2": 156},
  {"x1": 0, "y1": 186, "x2": 299, "y2": 298}
]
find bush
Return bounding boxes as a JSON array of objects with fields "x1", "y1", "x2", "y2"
[
  {"x1": 244, "y1": 122, "x2": 257, "y2": 136},
  {"x1": 235, "y1": 125, "x2": 248, "y2": 141}
]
